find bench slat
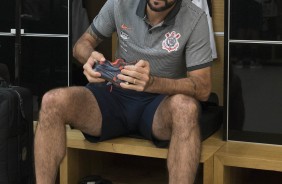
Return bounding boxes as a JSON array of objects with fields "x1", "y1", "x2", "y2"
[
  {"x1": 61, "y1": 128, "x2": 224, "y2": 184},
  {"x1": 66, "y1": 129, "x2": 224, "y2": 162}
]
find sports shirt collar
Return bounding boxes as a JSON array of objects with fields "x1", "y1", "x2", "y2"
[{"x1": 136, "y1": 0, "x2": 182, "y2": 26}]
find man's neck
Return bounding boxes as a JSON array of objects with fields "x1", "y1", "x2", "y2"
[{"x1": 146, "y1": 4, "x2": 175, "y2": 26}]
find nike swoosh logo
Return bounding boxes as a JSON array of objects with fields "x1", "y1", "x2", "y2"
[{"x1": 121, "y1": 24, "x2": 132, "y2": 30}]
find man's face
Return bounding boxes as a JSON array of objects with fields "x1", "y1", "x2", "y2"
[{"x1": 147, "y1": 0, "x2": 177, "y2": 12}]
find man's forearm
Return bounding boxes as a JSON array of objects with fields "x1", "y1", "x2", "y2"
[
  {"x1": 73, "y1": 41, "x2": 94, "y2": 64},
  {"x1": 146, "y1": 76, "x2": 211, "y2": 101},
  {"x1": 73, "y1": 27, "x2": 103, "y2": 64}
]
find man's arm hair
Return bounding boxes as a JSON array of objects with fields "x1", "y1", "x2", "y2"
[
  {"x1": 73, "y1": 26, "x2": 103, "y2": 64},
  {"x1": 85, "y1": 27, "x2": 103, "y2": 43},
  {"x1": 146, "y1": 67, "x2": 212, "y2": 101}
]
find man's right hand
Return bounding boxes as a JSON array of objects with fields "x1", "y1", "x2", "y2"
[{"x1": 83, "y1": 51, "x2": 106, "y2": 83}]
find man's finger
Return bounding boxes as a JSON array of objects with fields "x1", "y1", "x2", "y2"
[
  {"x1": 90, "y1": 51, "x2": 106, "y2": 62},
  {"x1": 123, "y1": 65, "x2": 149, "y2": 75},
  {"x1": 120, "y1": 82, "x2": 144, "y2": 92},
  {"x1": 135, "y1": 59, "x2": 149, "y2": 67}
]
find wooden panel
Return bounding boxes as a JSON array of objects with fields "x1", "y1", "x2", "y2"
[
  {"x1": 60, "y1": 149, "x2": 86, "y2": 184},
  {"x1": 66, "y1": 130, "x2": 167, "y2": 158},
  {"x1": 60, "y1": 149, "x2": 96, "y2": 184},
  {"x1": 210, "y1": 0, "x2": 226, "y2": 104},
  {"x1": 65, "y1": 129, "x2": 224, "y2": 163},
  {"x1": 60, "y1": 154, "x2": 68, "y2": 184},
  {"x1": 214, "y1": 155, "x2": 225, "y2": 184},
  {"x1": 62, "y1": 129, "x2": 224, "y2": 184},
  {"x1": 215, "y1": 141, "x2": 282, "y2": 171},
  {"x1": 203, "y1": 156, "x2": 214, "y2": 184},
  {"x1": 112, "y1": 32, "x2": 117, "y2": 60},
  {"x1": 214, "y1": 141, "x2": 282, "y2": 183},
  {"x1": 211, "y1": 36, "x2": 224, "y2": 105},
  {"x1": 212, "y1": 0, "x2": 225, "y2": 32}
]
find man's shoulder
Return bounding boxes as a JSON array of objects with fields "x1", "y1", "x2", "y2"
[
  {"x1": 177, "y1": 0, "x2": 206, "y2": 29},
  {"x1": 180, "y1": 0, "x2": 205, "y2": 17}
]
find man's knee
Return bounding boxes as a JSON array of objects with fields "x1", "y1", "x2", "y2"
[
  {"x1": 41, "y1": 88, "x2": 67, "y2": 110},
  {"x1": 168, "y1": 94, "x2": 200, "y2": 130},
  {"x1": 37, "y1": 89, "x2": 70, "y2": 129},
  {"x1": 169, "y1": 94, "x2": 199, "y2": 114}
]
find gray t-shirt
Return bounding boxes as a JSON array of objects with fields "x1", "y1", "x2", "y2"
[{"x1": 91, "y1": 0, "x2": 212, "y2": 79}]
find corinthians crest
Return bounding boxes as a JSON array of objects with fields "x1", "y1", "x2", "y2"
[{"x1": 162, "y1": 31, "x2": 181, "y2": 52}]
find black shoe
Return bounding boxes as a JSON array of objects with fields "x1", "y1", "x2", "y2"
[
  {"x1": 78, "y1": 175, "x2": 102, "y2": 184},
  {"x1": 93, "y1": 59, "x2": 135, "y2": 86},
  {"x1": 78, "y1": 175, "x2": 113, "y2": 184}
]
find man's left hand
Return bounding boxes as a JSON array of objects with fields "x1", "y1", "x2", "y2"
[{"x1": 118, "y1": 59, "x2": 151, "y2": 91}]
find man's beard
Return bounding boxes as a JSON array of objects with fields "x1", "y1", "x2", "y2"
[{"x1": 147, "y1": 0, "x2": 177, "y2": 12}]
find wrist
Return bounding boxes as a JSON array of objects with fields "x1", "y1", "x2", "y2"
[
  {"x1": 149, "y1": 75, "x2": 155, "y2": 86},
  {"x1": 144, "y1": 75, "x2": 155, "y2": 92},
  {"x1": 189, "y1": 77, "x2": 197, "y2": 97}
]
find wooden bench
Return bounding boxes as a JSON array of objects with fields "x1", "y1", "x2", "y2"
[
  {"x1": 214, "y1": 141, "x2": 282, "y2": 184},
  {"x1": 60, "y1": 128, "x2": 225, "y2": 184}
]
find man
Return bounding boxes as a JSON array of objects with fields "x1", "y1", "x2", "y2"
[{"x1": 34, "y1": 0, "x2": 212, "y2": 183}]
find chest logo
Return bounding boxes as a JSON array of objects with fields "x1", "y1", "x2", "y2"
[
  {"x1": 121, "y1": 24, "x2": 132, "y2": 30},
  {"x1": 162, "y1": 31, "x2": 181, "y2": 52},
  {"x1": 120, "y1": 31, "x2": 129, "y2": 40}
]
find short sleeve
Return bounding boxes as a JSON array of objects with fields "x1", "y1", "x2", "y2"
[
  {"x1": 91, "y1": 0, "x2": 116, "y2": 39},
  {"x1": 185, "y1": 13, "x2": 213, "y2": 71}
]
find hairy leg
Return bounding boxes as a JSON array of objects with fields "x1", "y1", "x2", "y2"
[
  {"x1": 152, "y1": 94, "x2": 201, "y2": 184},
  {"x1": 34, "y1": 86, "x2": 102, "y2": 184}
]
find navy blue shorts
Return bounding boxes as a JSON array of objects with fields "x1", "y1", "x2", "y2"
[{"x1": 83, "y1": 83, "x2": 168, "y2": 147}]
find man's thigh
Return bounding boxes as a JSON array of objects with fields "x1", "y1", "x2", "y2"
[
  {"x1": 152, "y1": 94, "x2": 200, "y2": 141},
  {"x1": 151, "y1": 96, "x2": 172, "y2": 141},
  {"x1": 58, "y1": 86, "x2": 103, "y2": 136}
]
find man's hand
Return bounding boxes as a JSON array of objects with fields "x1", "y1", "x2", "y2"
[
  {"x1": 118, "y1": 60, "x2": 152, "y2": 91},
  {"x1": 83, "y1": 51, "x2": 106, "y2": 83}
]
